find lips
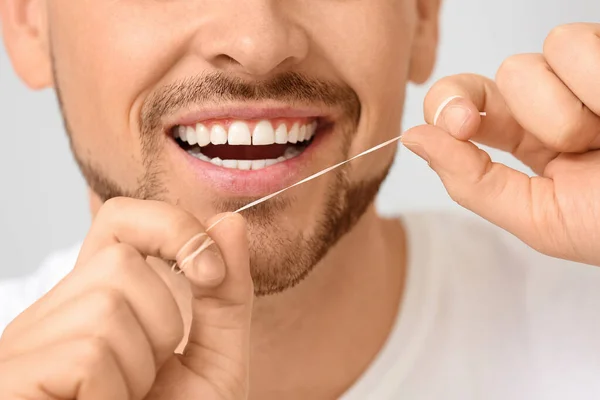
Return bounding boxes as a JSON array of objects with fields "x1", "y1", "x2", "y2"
[{"x1": 163, "y1": 107, "x2": 335, "y2": 196}]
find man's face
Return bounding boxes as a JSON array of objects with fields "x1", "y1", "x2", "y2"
[{"x1": 2, "y1": 0, "x2": 438, "y2": 295}]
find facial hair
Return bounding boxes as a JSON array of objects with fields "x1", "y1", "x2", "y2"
[{"x1": 55, "y1": 69, "x2": 392, "y2": 296}]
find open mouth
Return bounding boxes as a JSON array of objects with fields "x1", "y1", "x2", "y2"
[{"x1": 172, "y1": 119, "x2": 319, "y2": 171}]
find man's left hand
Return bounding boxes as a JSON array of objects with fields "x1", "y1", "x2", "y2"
[{"x1": 402, "y1": 23, "x2": 600, "y2": 266}]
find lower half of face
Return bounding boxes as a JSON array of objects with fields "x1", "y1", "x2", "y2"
[{"x1": 51, "y1": 0, "x2": 415, "y2": 295}]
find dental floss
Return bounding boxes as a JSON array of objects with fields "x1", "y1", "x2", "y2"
[
  {"x1": 433, "y1": 95, "x2": 462, "y2": 125},
  {"x1": 206, "y1": 111, "x2": 487, "y2": 232},
  {"x1": 172, "y1": 232, "x2": 208, "y2": 272},
  {"x1": 175, "y1": 111, "x2": 487, "y2": 272},
  {"x1": 177, "y1": 237, "x2": 215, "y2": 274}
]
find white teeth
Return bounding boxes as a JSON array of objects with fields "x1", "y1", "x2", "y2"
[
  {"x1": 186, "y1": 119, "x2": 312, "y2": 168},
  {"x1": 196, "y1": 124, "x2": 211, "y2": 147},
  {"x1": 298, "y1": 125, "x2": 307, "y2": 142},
  {"x1": 179, "y1": 126, "x2": 188, "y2": 142},
  {"x1": 175, "y1": 125, "x2": 185, "y2": 139},
  {"x1": 252, "y1": 160, "x2": 267, "y2": 170},
  {"x1": 186, "y1": 150, "x2": 210, "y2": 163},
  {"x1": 211, "y1": 125, "x2": 228, "y2": 145},
  {"x1": 253, "y1": 121, "x2": 275, "y2": 145},
  {"x1": 186, "y1": 126, "x2": 198, "y2": 145},
  {"x1": 284, "y1": 147, "x2": 301, "y2": 160},
  {"x1": 305, "y1": 122, "x2": 317, "y2": 141},
  {"x1": 238, "y1": 160, "x2": 252, "y2": 170},
  {"x1": 228, "y1": 121, "x2": 252, "y2": 145},
  {"x1": 179, "y1": 120, "x2": 317, "y2": 146},
  {"x1": 222, "y1": 159, "x2": 238, "y2": 169},
  {"x1": 188, "y1": 148, "x2": 293, "y2": 170},
  {"x1": 288, "y1": 123, "x2": 299, "y2": 144},
  {"x1": 275, "y1": 124, "x2": 288, "y2": 144}
]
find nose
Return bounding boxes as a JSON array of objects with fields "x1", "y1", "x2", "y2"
[{"x1": 193, "y1": 1, "x2": 310, "y2": 77}]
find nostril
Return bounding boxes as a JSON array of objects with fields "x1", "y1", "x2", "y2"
[
  {"x1": 215, "y1": 54, "x2": 242, "y2": 68},
  {"x1": 208, "y1": 35, "x2": 302, "y2": 77}
]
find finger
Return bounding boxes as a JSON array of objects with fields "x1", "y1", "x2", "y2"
[
  {"x1": 181, "y1": 213, "x2": 253, "y2": 396},
  {"x1": 4, "y1": 243, "x2": 183, "y2": 368},
  {"x1": 424, "y1": 74, "x2": 558, "y2": 174},
  {"x1": 544, "y1": 23, "x2": 600, "y2": 118},
  {"x1": 496, "y1": 53, "x2": 600, "y2": 152},
  {"x1": 0, "y1": 339, "x2": 129, "y2": 400},
  {"x1": 182, "y1": 213, "x2": 251, "y2": 301},
  {"x1": 0, "y1": 289, "x2": 156, "y2": 399},
  {"x1": 402, "y1": 125, "x2": 557, "y2": 250},
  {"x1": 77, "y1": 197, "x2": 207, "y2": 265}
]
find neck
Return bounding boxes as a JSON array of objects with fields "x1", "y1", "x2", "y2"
[{"x1": 248, "y1": 205, "x2": 406, "y2": 399}]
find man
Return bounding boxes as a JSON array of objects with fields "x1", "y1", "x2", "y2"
[{"x1": 0, "y1": 0, "x2": 599, "y2": 398}]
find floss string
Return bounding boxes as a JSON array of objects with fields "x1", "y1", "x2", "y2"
[{"x1": 176, "y1": 112, "x2": 486, "y2": 272}]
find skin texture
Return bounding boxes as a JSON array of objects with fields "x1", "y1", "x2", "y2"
[
  {"x1": 37, "y1": 0, "x2": 422, "y2": 296},
  {"x1": 2, "y1": 0, "x2": 599, "y2": 399},
  {"x1": 0, "y1": 204, "x2": 254, "y2": 399},
  {"x1": 0, "y1": 0, "x2": 437, "y2": 398},
  {"x1": 402, "y1": 23, "x2": 600, "y2": 268}
]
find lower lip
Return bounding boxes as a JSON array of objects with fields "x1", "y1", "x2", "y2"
[{"x1": 169, "y1": 126, "x2": 332, "y2": 197}]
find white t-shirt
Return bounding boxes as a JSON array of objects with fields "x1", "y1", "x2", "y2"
[{"x1": 2, "y1": 212, "x2": 600, "y2": 399}]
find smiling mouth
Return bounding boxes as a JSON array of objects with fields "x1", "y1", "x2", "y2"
[{"x1": 172, "y1": 118, "x2": 320, "y2": 171}]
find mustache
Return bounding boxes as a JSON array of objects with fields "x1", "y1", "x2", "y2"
[{"x1": 140, "y1": 71, "x2": 361, "y2": 137}]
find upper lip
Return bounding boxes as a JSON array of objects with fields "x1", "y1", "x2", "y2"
[{"x1": 163, "y1": 102, "x2": 334, "y2": 133}]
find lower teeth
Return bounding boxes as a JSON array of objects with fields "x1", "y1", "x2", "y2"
[{"x1": 187, "y1": 147, "x2": 302, "y2": 170}]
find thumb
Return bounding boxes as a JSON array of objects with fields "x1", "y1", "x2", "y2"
[
  {"x1": 179, "y1": 212, "x2": 253, "y2": 393},
  {"x1": 401, "y1": 124, "x2": 556, "y2": 247}
]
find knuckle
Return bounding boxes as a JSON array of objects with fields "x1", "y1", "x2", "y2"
[
  {"x1": 427, "y1": 74, "x2": 469, "y2": 101},
  {"x1": 170, "y1": 209, "x2": 203, "y2": 234},
  {"x1": 545, "y1": 24, "x2": 578, "y2": 50},
  {"x1": 102, "y1": 196, "x2": 128, "y2": 212},
  {"x1": 496, "y1": 53, "x2": 545, "y2": 98},
  {"x1": 97, "y1": 197, "x2": 130, "y2": 219},
  {"x1": 429, "y1": 74, "x2": 456, "y2": 92},
  {"x1": 94, "y1": 244, "x2": 145, "y2": 281},
  {"x1": 76, "y1": 337, "x2": 113, "y2": 369},
  {"x1": 89, "y1": 288, "x2": 129, "y2": 319},
  {"x1": 496, "y1": 54, "x2": 528, "y2": 83},
  {"x1": 103, "y1": 243, "x2": 144, "y2": 267}
]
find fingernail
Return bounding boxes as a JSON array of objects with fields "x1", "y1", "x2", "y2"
[
  {"x1": 440, "y1": 105, "x2": 472, "y2": 138},
  {"x1": 402, "y1": 140, "x2": 430, "y2": 165},
  {"x1": 193, "y1": 241, "x2": 226, "y2": 286},
  {"x1": 433, "y1": 95, "x2": 462, "y2": 125}
]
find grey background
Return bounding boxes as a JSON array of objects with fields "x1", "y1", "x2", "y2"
[{"x1": 1, "y1": 0, "x2": 598, "y2": 278}]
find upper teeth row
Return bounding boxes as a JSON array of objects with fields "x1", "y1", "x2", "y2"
[{"x1": 175, "y1": 120, "x2": 318, "y2": 146}]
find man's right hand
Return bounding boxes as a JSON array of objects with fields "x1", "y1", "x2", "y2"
[{"x1": 0, "y1": 198, "x2": 254, "y2": 400}]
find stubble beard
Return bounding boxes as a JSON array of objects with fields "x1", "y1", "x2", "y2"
[{"x1": 55, "y1": 69, "x2": 392, "y2": 296}]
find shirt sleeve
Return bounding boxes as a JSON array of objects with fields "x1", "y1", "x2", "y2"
[{"x1": 0, "y1": 244, "x2": 80, "y2": 335}]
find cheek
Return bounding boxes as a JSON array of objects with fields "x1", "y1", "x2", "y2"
[
  {"x1": 48, "y1": 2, "x2": 192, "y2": 166},
  {"x1": 307, "y1": 1, "x2": 414, "y2": 109},
  {"x1": 47, "y1": 0, "x2": 413, "y2": 188},
  {"x1": 304, "y1": 1, "x2": 414, "y2": 177}
]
